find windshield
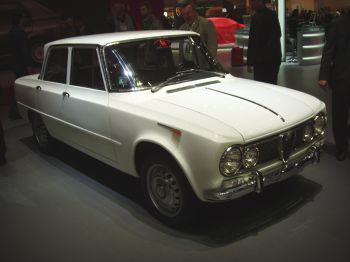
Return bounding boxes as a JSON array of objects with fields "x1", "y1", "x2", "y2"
[{"x1": 104, "y1": 35, "x2": 225, "y2": 91}]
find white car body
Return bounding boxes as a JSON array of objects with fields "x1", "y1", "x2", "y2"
[{"x1": 15, "y1": 31, "x2": 326, "y2": 225}]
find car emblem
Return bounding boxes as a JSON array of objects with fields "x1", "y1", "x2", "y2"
[{"x1": 279, "y1": 131, "x2": 295, "y2": 163}]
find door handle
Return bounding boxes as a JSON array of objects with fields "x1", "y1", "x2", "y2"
[
  {"x1": 62, "y1": 91, "x2": 70, "y2": 98},
  {"x1": 36, "y1": 86, "x2": 41, "y2": 90}
]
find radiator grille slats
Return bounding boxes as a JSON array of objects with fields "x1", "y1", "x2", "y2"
[{"x1": 253, "y1": 122, "x2": 311, "y2": 165}]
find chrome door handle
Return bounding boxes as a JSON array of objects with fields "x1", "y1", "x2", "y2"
[
  {"x1": 36, "y1": 86, "x2": 41, "y2": 90},
  {"x1": 62, "y1": 91, "x2": 70, "y2": 98}
]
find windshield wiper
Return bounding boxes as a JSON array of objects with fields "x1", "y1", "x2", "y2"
[
  {"x1": 182, "y1": 69, "x2": 227, "y2": 78},
  {"x1": 151, "y1": 69, "x2": 226, "y2": 93}
]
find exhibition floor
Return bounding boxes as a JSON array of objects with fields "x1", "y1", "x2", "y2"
[{"x1": 0, "y1": 62, "x2": 349, "y2": 262}]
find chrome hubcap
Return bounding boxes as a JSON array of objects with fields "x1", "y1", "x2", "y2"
[{"x1": 147, "y1": 164, "x2": 182, "y2": 217}]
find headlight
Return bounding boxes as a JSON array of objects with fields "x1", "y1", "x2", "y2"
[
  {"x1": 220, "y1": 146, "x2": 242, "y2": 176},
  {"x1": 242, "y1": 146, "x2": 259, "y2": 168},
  {"x1": 302, "y1": 124, "x2": 314, "y2": 142},
  {"x1": 313, "y1": 113, "x2": 327, "y2": 136}
]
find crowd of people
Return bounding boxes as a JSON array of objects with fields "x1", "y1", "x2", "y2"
[
  {"x1": 287, "y1": 6, "x2": 346, "y2": 41},
  {"x1": 107, "y1": 0, "x2": 217, "y2": 52}
]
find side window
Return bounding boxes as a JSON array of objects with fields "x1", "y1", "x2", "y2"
[
  {"x1": 70, "y1": 47, "x2": 104, "y2": 90},
  {"x1": 43, "y1": 48, "x2": 68, "y2": 83}
]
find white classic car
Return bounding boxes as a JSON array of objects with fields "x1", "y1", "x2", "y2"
[{"x1": 15, "y1": 30, "x2": 326, "y2": 226}]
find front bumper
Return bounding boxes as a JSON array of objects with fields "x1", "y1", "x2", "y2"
[{"x1": 204, "y1": 142, "x2": 326, "y2": 201}]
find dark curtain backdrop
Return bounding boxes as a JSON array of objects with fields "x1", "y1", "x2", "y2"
[{"x1": 37, "y1": 0, "x2": 110, "y2": 33}]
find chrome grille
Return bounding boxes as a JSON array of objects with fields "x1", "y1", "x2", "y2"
[
  {"x1": 256, "y1": 138, "x2": 279, "y2": 164},
  {"x1": 254, "y1": 121, "x2": 312, "y2": 165}
]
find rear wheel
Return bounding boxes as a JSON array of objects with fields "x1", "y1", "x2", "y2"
[
  {"x1": 32, "y1": 113, "x2": 52, "y2": 153},
  {"x1": 141, "y1": 154, "x2": 199, "y2": 227}
]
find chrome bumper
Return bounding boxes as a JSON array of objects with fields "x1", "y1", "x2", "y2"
[{"x1": 204, "y1": 143, "x2": 326, "y2": 202}]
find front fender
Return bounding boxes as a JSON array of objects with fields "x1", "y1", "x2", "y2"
[{"x1": 132, "y1": 127, "x2": 232, "y2": 202}]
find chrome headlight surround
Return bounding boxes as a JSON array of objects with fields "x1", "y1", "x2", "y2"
[
  {"x1": 242, "y1": 145, "x2": 259, "y2": 168},
  {"x1": 302, "y1": 124, "x2": 314, "y2": 143},
  {"x1": 313, "y1": 113, "x2": 327, "y2": 137},
  {"x1": 219, "y1": 146, "x2": 242, "y2": 177}
]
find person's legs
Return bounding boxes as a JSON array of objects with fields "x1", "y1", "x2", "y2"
[
  {"x1": 254, "y1": 62, "x2": 280, "y2": 85},
  {"x1": 332, "y1": 90, "x2": 350, "y2": 160},
  {"x1": 0, "y1": 120, "x2": 6, "y2": 166},
  {"x1": 9, "y1": 67, "x2": 27, "y2": 120},
  {"x1": 270, "y1": 62, "x2": 281, "y2": 85}
]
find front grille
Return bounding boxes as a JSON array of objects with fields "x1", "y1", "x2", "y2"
[
  {"x1": 253, "y1": 121, "x2": 313, "y2": 165},
  {"x1": 257, "y1": 138, "x2": 279, "y2": 164}
]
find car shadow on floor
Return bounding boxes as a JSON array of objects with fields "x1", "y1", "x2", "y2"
[{"x1": 21, "y1": 136, "x2": 323, "y2": 247}]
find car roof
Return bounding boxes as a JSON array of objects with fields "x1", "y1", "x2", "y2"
[{"x1": 46, "y1": 30, "x2": 199, "y2": 48}]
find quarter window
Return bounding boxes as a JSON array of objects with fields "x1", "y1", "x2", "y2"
[
  {"x1": 70, "y1": 47, "x2": 104, "y2": 90},
  {"x1": 43, "y1": 47, "x2": 68, "y2": 84},
  {"x1": 105, "y1": 48, "x2": 131, "y2": 90}
]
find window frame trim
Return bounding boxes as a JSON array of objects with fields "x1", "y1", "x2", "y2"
[
  {"x1": 40, "y1": 45, "x2": 69, "y2": 84},
  {"x1": 68, "y1": 45, "x2": 107, "y2": 91},
  {"x1": 41, "y1": 44, "x2": 108, "y2": 91}
]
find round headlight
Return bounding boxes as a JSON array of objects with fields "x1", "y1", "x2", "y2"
[
  {"x1": 242, "y1": 146, "x2": 259, "y2": 168},
  {"x1": 302, "y1": 124, "x2": 314, "y2": 142},
  {"x1": 314, "y1": 113, "x2": 327, "y2": 136},
  {"x1": 220, "y1": 147, "x2": 242, "y2": 176}
]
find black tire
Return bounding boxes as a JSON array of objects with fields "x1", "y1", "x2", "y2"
[
  {"x1": 140, "y1": 153, "x2": 199, "y2": 227},
  {"x1": 32, "y1": 113, "x2": 53, "y2": 153}
]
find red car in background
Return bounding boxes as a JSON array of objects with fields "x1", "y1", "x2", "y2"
[{"x1": 208, "y1": 17, "x2": 245, "y2": 45}]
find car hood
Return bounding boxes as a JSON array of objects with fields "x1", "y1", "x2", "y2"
[{"x1": 150, "y1": 76, "x2": 323, "y2": 142}]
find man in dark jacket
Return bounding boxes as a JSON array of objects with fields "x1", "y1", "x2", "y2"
[
  {"x1": 139, "y1": 1, "x2": 164, "y2": 30},
  {"x1": 247, "y1": 0, "x2": 281, "y2": 85},
  {"x1": 8, "y1": 12, "x2": 31, "y2": 119},
  {"x1": 319, "y1": 10, "x2": 350, "y2": 161}
]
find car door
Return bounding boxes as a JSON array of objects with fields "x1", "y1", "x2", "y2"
[
  {"x1": 37, "y1": 46, "x2": 68, "y2": 136},
  {"x1": 61, "y1": 46, "x2": 116, "y2": 162}
]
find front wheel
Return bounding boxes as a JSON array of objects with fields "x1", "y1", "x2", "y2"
[
  {"x1": 141, "y1": 154, "x2": 199, "y2": 227},
  {"x1": 32, "y1": 113, "x2": 53, "y2": 153}
]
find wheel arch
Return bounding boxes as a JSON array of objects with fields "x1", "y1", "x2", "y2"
[
  {"x1": 134, "y1": 140, "x2": 198, "y2": 197},
  {"x1": 134, "y1": 141, "x2": 181, "y2": 176}
]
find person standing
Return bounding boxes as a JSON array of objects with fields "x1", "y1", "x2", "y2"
[
  {"x1": 178, "y1": 0, "x2": 218, "y2": 58},
  {"x1": 139, "y1": 1, "x2": 164, "y2": 30},
  {"x1": 111, "y1": 1, "x2": 135, "y2": 32},
  {"x1": 247, "y1": 0, "x2": 281, "y2": 85},
  {"x1": 319, "y1": 9, "x2": 350, "y2": 161},
  {"x1": 8, "y1": 12, "x2": 31, "y2": 119}
]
